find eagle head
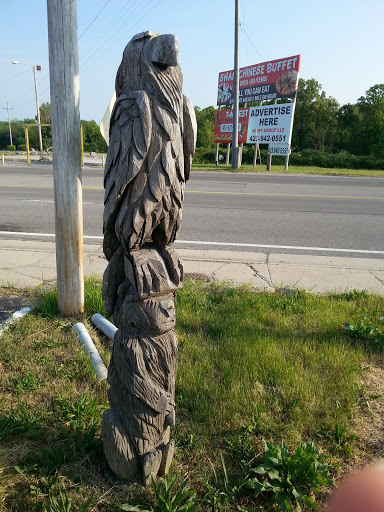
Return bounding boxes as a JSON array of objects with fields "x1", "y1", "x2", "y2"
[{"x1": 115, "y1": 31, "x2": 182, "y2": 114}]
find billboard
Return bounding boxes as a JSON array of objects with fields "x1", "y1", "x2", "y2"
[
  {"x1": 246, "y1": 103, "x2": 295, "y2": 144},
  {"x1": 217, "y1": 55, "x2": 301, "y2": 106},
  {"x1": 213, "y1": 108, "x2": 249, "y2": 143},
  {"x1": 214, "y1": 103, "x2": 295, "y2": 145}
]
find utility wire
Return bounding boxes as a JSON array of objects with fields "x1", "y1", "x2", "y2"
[
  {"x1": 80, "y1": 0, "x2": 158, "y2": 71},
  {"x1": 79, "y1": 0, "x2": 136, "y2": 62},
  {"x1": 0, "y1": 69, "x2": 30, "y2": 85},
  {"x1": 240, "y1": 0, "x2": 249, "y2": 64},
  {"x1": 79, "y1": 0, "x2": 113, "y2": 39},
  {"x1": 241, "y1": 26, "x2": 265, "y2": 62}
]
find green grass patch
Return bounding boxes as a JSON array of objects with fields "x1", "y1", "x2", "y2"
[
  {"x1": 0, "y1": 279, "x2": 383, "y2": 510},
  {"x1": 191, "y1": 163, "x2": 384, "y2": 176}
]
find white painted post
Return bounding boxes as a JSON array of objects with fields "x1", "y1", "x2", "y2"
[
  {"x1": 47, "y1": 0, "x2": 84, "y2": 316},
  {"x1": 1, "y1": 154, "x2": 4, "y2": 165},
  {"x1": 284, "y1": 96, "x2": 296, "y2": 171},
  {"x1": 266, "y1": 99, "x2": 278, "y2": 171},
  {"x1": 214, "y1": 106, "x2": 222, "y2": 166},
  {"x1": 253, "y1": 101, "x2": 263, "y2": 167},
  {"x1": 226, "y1": 104, "x2": 234, "y2": 166},
  {"x1": 225, "y1": 142, "x2": 231, "y2": 165}
]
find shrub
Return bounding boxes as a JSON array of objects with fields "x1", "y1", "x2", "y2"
[
  {"x1": 246, "y1": 440, "x2": 333, "y2": 511},
  {"x1": 18, "y1": 144, "x2": 26, "y2": 151},
  {"x1": 6, "y1": 144, "x2": 16, "y2": 151}
]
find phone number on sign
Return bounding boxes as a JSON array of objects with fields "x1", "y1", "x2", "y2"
[
  {"x1": 249, "y1": 134, "x2": 287, "y2": 143},
  {"x1": 268, "y1": 147, "x2": 290, "y2": 155}
]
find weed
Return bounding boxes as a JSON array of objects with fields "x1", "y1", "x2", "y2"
[
  {"x1": 54, "y1": 393, "x2": 103, "y2": 429},
  {"x1": 226, "y1": 407, "x2": 263, "y2": 464},
  {"x1": 44, "y1": 484, "x2": 92, "y2": 512},
  {"x1": 246, "y1": 440, "x2": 333, "y2": 511},
  {"x1": 271, "y1": 289, "x2": 307, "y2": 314},
  {"x1": 118, "y1": 475, "x2": 197, "y2": 511},
  {"x1": 204, "y1": 452, "x2": 247, "y2": 509},
  {"x1": 317, "y1": 423, "x2": 359, "y2": 456},
  {"x1": 34, "y1": 287, "x2": 59, "y2": 318},
  {"x1": 341, "y1": 289, "x2": 368, "y2": 301},
  {"x1": 343, "y1": 317, "x2": 384, "y2": 348},
  {"x1": 84, "y1": 276, "x2": 105, "y2": 317},
  {"x1": 12, "y1": 371, "x2": 39, "y2": 392}
]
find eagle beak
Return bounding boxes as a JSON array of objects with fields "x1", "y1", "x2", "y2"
[{"x1": 151, "y1": 34, "x2": 178, "y2": 68}]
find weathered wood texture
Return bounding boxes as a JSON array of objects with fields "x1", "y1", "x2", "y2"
[
  {"x1": 102, "y1": 31, "x2": 196, "y2": 484},
  {"x1": 47, "y1": 0, "x2": 84, "y2": 316}
]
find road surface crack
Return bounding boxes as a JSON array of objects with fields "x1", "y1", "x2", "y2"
[
  {"x1": 369, "y1": 271, "x2": 384, "y2": 288},
  {"x1": 248, "y1": 264, "x2": 273, "y2": 288}
]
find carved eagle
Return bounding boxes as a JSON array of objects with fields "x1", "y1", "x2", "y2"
[{"x1": 103, "y1": 31, "x2": 197, "y2": 261}]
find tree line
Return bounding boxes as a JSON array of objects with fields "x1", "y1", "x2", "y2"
[
  {"x1": 3, "y1": 82, "x2": 383, "y2": 168},
  {"x1": 0, "y1": 102, "x2": 107, "y2": 153},
  {"x1": 194, "y1": 79, "x2": 384, "y2": 168}
]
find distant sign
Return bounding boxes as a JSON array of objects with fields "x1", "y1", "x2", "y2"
[
  {"x1": 268, "y1": 143, "x2": 291, "y2": 155},
  {"x1": 213, "y1": 108, "x2": 249, "y2": 143},
  {"x1": 217, "y1": 55, "x2": 301, "y2": 106},
  {"x1": 214, "y1": 103, "x2": 296, "y2": 145},
  {"x1": 246, "y1": 104, "x2": 295, "y2": 145}
]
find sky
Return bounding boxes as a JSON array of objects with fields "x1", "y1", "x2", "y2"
[{"x1": 1, "y1": 0, "x2": 384, "y2": 124}]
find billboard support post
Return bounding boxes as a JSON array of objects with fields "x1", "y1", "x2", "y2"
[
  {"x1": 284, "y1": 96, "x2": 296, "y2": 170},
  {"x1": 266, "y1": 99, "x2": 278, "y2": 171},
  {"x1": 226, "y1": 142, "x2": 231, "y2": 165},
  {"x1": 214, "y1": 106, "x2": 222, "y2": 166},
  {"x1": 231, "y1": 0, "x2": 240, "y2": 169}
]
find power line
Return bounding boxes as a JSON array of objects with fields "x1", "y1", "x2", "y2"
[
  {"x1": 0, "y1": 69, "x2": 30, "y2": 85},
  {"x1": 241, "y1": 26, "x2": 265, "y2": 62},
  {"x1": 80, "y1": 0, "x2": 159, "y2": 72},
  {"x1": 240, "y1": 0, "x2": 249, "y2": 64},
  {"x1": 79, "y1": 0, "x2": 136, "y2": 63},
  {"x1": 79, "y1": 0, "x2": 113, "y2": 39}
]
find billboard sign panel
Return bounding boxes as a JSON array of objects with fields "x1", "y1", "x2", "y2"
[
  {"x1": 246, "y1": 103, "x2": 295, "y2": 145},
  {"x1": 217, "y1": 55, "x2": 301, "y2": 106},
  {"x1": 213, "y1": 108, "x2": 249, "y2": 143},
  {"x1": 214, "y1": 103, "x2": 295, "y2": 145}
]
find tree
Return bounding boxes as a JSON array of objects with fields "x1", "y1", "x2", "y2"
[
  {"x1": 336, "y1": 103, "x2": 364, "y2": 155},
  {"x1": 292, "y1": 78, "x2": 339, "y2": 151},
  {"x1": 194, "y1": 106, "x2": 216, "y2": 148},
  {"x1": 37, "y1": 101, "x2": 52, "y2": 149},
  {"x1": 357, "y1": 84, "x2": 384, "y2": 154},
  {"x1": 81, "y1": 119, "x2": 108, "y2": 153}
]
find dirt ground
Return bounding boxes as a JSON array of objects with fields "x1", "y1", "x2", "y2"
[{"x1": 0, "y1": 288, "x2": 34, "y2": 323}]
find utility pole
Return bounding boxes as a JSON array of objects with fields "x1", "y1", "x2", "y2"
[
  {"x1": 47, "y1": 0, "x2": 84, "y2": 316},
  {"x1": 33, "y1": 65, "x2": 44, "y2": 156},
  {"x1": 2, "y1": 102, "x2": 14, "y2": 146},
  {"x1": 232, "y1": 0, "x2": 240, "y2": 169},
  {"x1": 11, "y1": 61, "x2": 43, "y2": 155}
]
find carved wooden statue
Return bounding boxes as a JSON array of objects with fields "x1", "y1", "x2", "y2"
[{"x1": 101, "y1": 31, "x2": 197, "y2": 484}]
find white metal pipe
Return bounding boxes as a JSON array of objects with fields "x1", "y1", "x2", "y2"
[
  {"x1": 91, "y1": 313, "x2": 117, "y2": 341},
  {"x1": 73, "y1": 322, "x2": 108, "y2": 381}
]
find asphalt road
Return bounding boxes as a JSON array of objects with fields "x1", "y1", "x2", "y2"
[{"x1": 0, "y1": 162, "x2": 383, "y2": 258}]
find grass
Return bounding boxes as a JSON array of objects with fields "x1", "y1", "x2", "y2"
[
  {"x1": 0, "y1": 279, "x2": 384, "y2": 510},
  {"x1": 191, "y1": 163, "x2": 384, "y2": 177}
]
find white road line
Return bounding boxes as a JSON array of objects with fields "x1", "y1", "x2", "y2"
[{"x1": 0, "y1": 231, "x2": 383, "y2": 255}]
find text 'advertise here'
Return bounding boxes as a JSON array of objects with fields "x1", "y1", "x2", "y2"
[
  {"x1": 214, "y1": 104, "x2": 295, "y2": 145},
  {"x1": 217, "y1": 55, "x2": 301, "y2": 105}
]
